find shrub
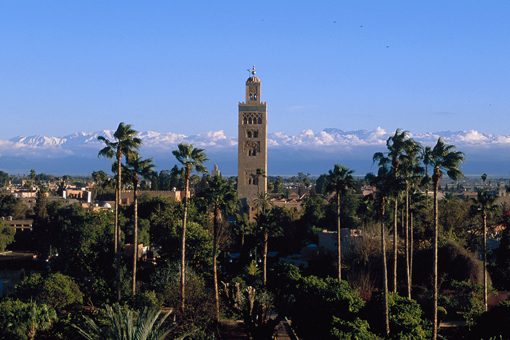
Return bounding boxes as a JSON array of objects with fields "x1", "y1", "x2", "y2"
[
  {"x1": 12, "y1": 273, "x2": 83, "y2": 311},
  {"x1": 362, "y1": 292, "x2": 431, "y2": 339},
  {"x1": 331, "y1": 317, "x2": 382, "y2": 340},
  {"x1": 0, "y1": 298, "x2": 57, "y2": 340},
  {"x1": 289, "y1": 275, "x2": 365, "y2": 340},
  {"x1": 468, "y1": 301, "x2": 510, "y2": 340}
]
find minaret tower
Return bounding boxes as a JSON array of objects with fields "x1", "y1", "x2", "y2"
[{"x1": 238, "y1": 65, "x2": 268, "y2": 218}]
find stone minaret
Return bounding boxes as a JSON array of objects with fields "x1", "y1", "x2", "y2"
[{"x1": 238, "y1": 65, "x2": 267, "y2": 218}]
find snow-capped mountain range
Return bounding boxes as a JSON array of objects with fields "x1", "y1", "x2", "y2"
[{"x1": 2, "y1": 128, "x2": 510, "y2": 175}]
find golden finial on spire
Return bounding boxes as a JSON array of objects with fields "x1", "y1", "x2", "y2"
[{"x1": 252, "y1": 65, "x2": 256, "y2": 76}]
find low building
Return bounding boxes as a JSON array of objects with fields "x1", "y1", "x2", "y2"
[
  {"x1": 2, "y1": 218, "x2": 33, "y2": 232},
  {"x1": 319, "y1": 228, "x2": 363, "y2": 256},
  {"x1": 119, "y1": 190, "x2": 184, "y2": 205}
]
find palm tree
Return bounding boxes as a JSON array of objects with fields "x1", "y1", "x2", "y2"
[
  {"x1": 366, "y1": 166, "x2": 394, "y2": 337},
  {"x1": 13, "y1": 302, "x2": 57, "y2": 340},
  {"x1": 254, "y1": 191, "x2": 273, "y2": 214},
  {"x1": 98, "y1": 122, "x2": 142, "y2": 302},
  {"x1": 374, "y1": 129, "x2": 421, "y2": 296},
  {"x1": 172, "y1": 143, "x2": 208, "y2": 313},
  {"x1": 203, "y1": 176, "x2": 237, "y2": 321},
  {"x1": 470, "y1": 190, "x2": 498, "y2": 311},
  {"x1": 429, "y1": 138, "x2": 465, "y2": 340},
  {"x1": 254, "y1": 209, "x2": 281, "y2": 286},
  {"x1": 73, "y1": 304, "x2": 177, "y2": 340},
  {"x1": 255, "y1": 168, "x2": 266, "y2": 194},
  {"x1": 408, "y1": 189, "x2": 427, "y2": 289},
  {"x1": 357, "y1": 194, "x2": 376, "y2": 229},
  {"x1": 421, "y1": 146, "x2": 433, "y2": 209},
  {"x1": 400, "y1": 141, "x2": 423, "y2": 298},
  {"x1": 481, "y1": 173, "x2": 488, "y2": 187},
  {"x1": 325, "y1": 164, "x2": 356, "y2": 281},
  {"x1": 125, "y1": 154, "x2": 155, "y2": 295},
  {"x1": 233, "y1": 211, "x2": 252, "y2": 249}
]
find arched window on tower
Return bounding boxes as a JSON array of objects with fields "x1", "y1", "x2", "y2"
[
  {"x1": 247, "y1": 131, "x2": 252, "y2": 138},
  {"x1": 244, "y1": 117, "x2": 247, "y2": 124},
  {"x1": 254, "y1": 94, "x2": 257, "y2": 100},
  {"x1": 253, "y1": 130, "x2": 258, "y2": 138},
  {"x1": 250, "y1": 94, "x2": 253, "y2": 100},
  {"x1": 258, "y1": 118, "x2": 262, "y2": 124},
  {"x1": 248, "y1": 117, "x2": 252, "y2": 124}
]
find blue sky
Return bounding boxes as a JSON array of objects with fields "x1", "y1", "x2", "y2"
[{"x1": 1, "y1": 1, "x2": 510, "y2": 139}]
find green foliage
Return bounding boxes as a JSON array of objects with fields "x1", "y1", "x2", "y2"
[
  {"x1": 288, "y1": 275, "x2": 365, "y2": 340},
  {"x1": 125, "y1": 290, "x2": 163, "y2": 311},
  {"x1": 0, "y1": 193, "x2": 27, "y2": 219},
  {"x1": 0, "y1": 298, "x2": 57, "y2": 340},
  {"x1": 73, "y1": 304, "x2": 176, "y2": 340},
  {"x1": 469, "y1": 301, "x2": 510, "y2": 340},
  {"x1": 160, "y1": 220, "x2": 213, "y2": 277},
  {"x1": 54, "y1": 206, "x2": 116, "y2": 275},
  {"x1": 448, "y1": 280, "x2": 486, "y2": 327},
  {"x1": 156, "y1": 266, "x2": 216, "y2": 336},
  {"x1": 0, "y1": 219, "x2": 15, "y2": 251},
  {"x1": 92, "y1": 170, "x2": 108, "y2": 184},
  {"x1": 362, "y1": 292, "x2": 431, "y2": 339},
  {"x1": 331, "y1": 317, "x2": 382, "y2": 340},
  {"x1": 12, "y1": 273, "x2": 83, "y2": 311},
  {"x1": 0, "y1": 170, "x2": 8, "y2": 187}
]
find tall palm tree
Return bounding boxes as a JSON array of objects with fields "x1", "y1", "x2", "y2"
[
  {"x1": 399, "y1": 140, "x2": 423, "y2": 298},
  {"x1": 408, "y1": 189, "x2": 427, "y2": 290},
  {"x1": 421, "y1": 146, "x2": 433, "y2": 209},
  {"x1": 325, "y1": 164, "x2": 356, "y2": 281},
  {"x1": 429, "y1": 138, "x2": 465, "y2": 340},
  {"x1": 470, "y1": 190, "x2": 498, "y2": 311},
  {"x1": 125, "y1": 154, "x2": 155, "y2": 295},
  {"x1": 254, "y1": 209, "x2": 281, "y2": 286},
  {"x1": 98, "y1": 122, "x2": 142, "y2": 302},
  {"x1": 172, "y1": 143, "x2": 208, "y2": 313},
  {"x1": 366, "y1": 166, "x2": 394, "y2": 337},
  {"x1": 374, "y1": 129, "x2": 421, "y2": 296},
  {"x1": 203, "y1": 176, "x2": 237, "y2": 321}
]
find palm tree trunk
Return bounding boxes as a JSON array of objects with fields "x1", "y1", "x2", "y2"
[
  {"x1": 132, "y1": 179, "x2": 138, "y2": 295},
  {"x1": 263, "y1": 230, "x2": 268, "y2": 286},
  {"x1": 213, "y1": 205, "x2": 220, "y2": 321},
  {"x1": 337, "y1": 192, "x2": 342, "y2": 281},
  {"x1": 117, "y1": 154, "x2": 122, "y2": 303},
  {"x1": 405, "y1": 185, "x2": 411, "y2": 299},
  {"x1": 433, "y1": 178, "x2": 439, "y2": 340},
  {"x1": 393, "y1": 198, "x2": 398, "y2": 292},
  {"x1": 483, "y1": 214, "x2": 487, "y2": 311},
  {"x1": 410, "y1": 211, "x2": 414, "y2": 294},
  {"x1": 114, "y1": 192, "x2": 118, "y2": 254},
  {"x1": 181, "y1": 169, "x2": 190, "y2": 313},
  {"x1": 381, "y1": 203, "x2": 390, "y2": 337}
]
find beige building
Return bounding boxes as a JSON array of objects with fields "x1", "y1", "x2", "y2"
[{"x1": 238, "y1": 66, "x2": 268, "y2": 219}]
